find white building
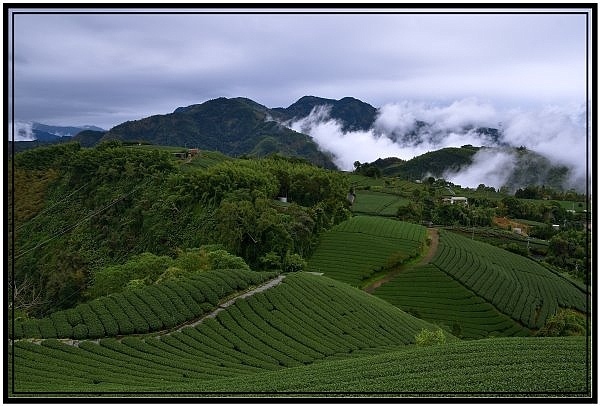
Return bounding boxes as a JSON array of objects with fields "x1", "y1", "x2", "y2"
[{"x1": 451, "y1": 197, "x2": 468, "y2": 205}]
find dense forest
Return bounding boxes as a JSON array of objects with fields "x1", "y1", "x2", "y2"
[{"x1": 9, "y1": 142, "x2": 350, "y2": 317}]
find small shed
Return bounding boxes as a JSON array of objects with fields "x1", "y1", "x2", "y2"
[{"x1": 450, "y1": 197, "x2": 468, "y2": 206}]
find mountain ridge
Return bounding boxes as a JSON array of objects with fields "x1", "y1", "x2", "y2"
[
  {"x1": 12, "y1": 95, "x2": 581, "y2": 191},
  {"x1": 13, "y1": 122, "x2": 106, "y2": 142},
  {"x1": 101, "y1": 96, "x2": 337, "y2": 169}
]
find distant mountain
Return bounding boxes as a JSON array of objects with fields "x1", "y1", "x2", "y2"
[
  {"x1": 12, "y1": 122, "x2": 106, "y2": 142},
  {"x1": 29, "y1": 130, "x2": 63, "y2": 143},
  {"x1": 502, "y1": 148, "x2": 571, "y2": 192},
  {"x1": 71, "y1": 130, "x2": 108, "y2": 148},
  {"x1": 101, "y1": 97, "x2": 337, "y2": 169},
  {"x1": 9, "y1": 97, "x2": 573, "y2": 192},
  {"x1": 382, "y1": 120, "x2": 502, "y2": 146},
  {"x1": 374, "y1": 146, "x2": 481, "y2": 179},
  {"x1": 9, "y1": 122, "x2": 107, "y2": 155},
  {"x1": 32, "y1": 122, "x2": 105, "y2": 137},
  {"x1": 365, "y1": 145, "x2": 571, "y2": 191},
  {"x1": 272, "y1": 96, "x2": 378, "y2": 132}
]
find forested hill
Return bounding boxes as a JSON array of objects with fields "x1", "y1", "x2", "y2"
[
  {"x1": 9, "y1": 142, "x2": 350, "y2": 316},
  {"x1": 361, "y1": 145, "x2": 571, "y2": 191},
  {"x1": 91, "y1": 96, "x2": 377, "y2": 167},
  {"x1": 13, "y1": 95, "x2": 574, "y2": 191},
  {"x1": 101, "y1": 97, "x2": 336, "y2": 169}
]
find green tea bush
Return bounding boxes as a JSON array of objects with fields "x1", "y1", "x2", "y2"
[
  {"x1": 72, "y1": 324, "x2": 89, "y2": 340},
  {"x1": 14, "y1": 269, "x2": 276, "y2": 340}
]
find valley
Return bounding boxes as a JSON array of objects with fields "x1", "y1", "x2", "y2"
[{"x1": 7, "y1": 113, "x2": 591, "y2": 399}]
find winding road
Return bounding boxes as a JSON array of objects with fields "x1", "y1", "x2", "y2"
[{"x1": 363, "y1": 228, "x2": 439, "y2": 294}]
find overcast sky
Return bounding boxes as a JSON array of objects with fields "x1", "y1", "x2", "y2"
[{"x1": 8, "y1": 7, "x2": 590, "y2": 130}]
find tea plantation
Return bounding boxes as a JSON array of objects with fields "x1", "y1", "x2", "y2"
[
  {"x1": 351, "y1": 190, "x2": 410, "y2": 216},
  {"x1": 10, "y1": 273, "x2": 443, "y2": 392},
  {"x1": 7, "y1": 144, "x2": 591, "y2": 399},
  {"x1": 9, "y1": 218, "x2": 591, "y2": 397},
  {"x1": 10, "y1": 271, "x2": 590, "y2": 395},
  {"x1": 10, "y1": 269, "x2": 276, "y2": 339},
  {"x1": 156, "y1": 336, "x2": 589, "y2": 393},
  {"x1": 373, "y1": 264, "x2": 530, "y2": 339},
  {"x1": 307, "y1": 216, "x2": 426, "y2": 286},
  {"x1": 431, "y1": 230, "x2": 587, "y2": 329}
]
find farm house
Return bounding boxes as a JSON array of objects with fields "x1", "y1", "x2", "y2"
[{"x1": 442, "y1": 196, "x2": 468, "y2": 206}]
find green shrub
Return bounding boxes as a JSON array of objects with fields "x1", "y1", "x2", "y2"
[
  {"x1": 536, "y1": 309, "x2": 586, "y2": 337},
  {"x1": 259, "y1": 251, "x2": 282, "y2": 270},
  {"x1": 90, "y1": 252, "x2": 173, "y2": 298},
  {"x1": 415, "y1": 328, "x2": 447, "y2": 346},
  {"x1": 207, "y1": 249, "x2": 250, "y2": 271},
  {"x1": 125, "y1": 279, "x2": 147, "y2": 290},
  {"x1": 283, "y1": 253, "x2": 306, "y2": 273},
  {"x1": 21, "y1": 320, "x2": 42, "y2": 339}
]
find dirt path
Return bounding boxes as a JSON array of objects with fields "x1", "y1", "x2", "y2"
[
  {"x1": 21, "y1": 274, "x2": 287, "y2": 347},
  {"x1": 172, "y1": 274, "x2": 286, "y2": 333},
  {"x1": 363, "y1": 228, "x2": 439, "y2": 294},
  {"x1": 419, "y1": 227, "x2": 440, "y2": 266}
]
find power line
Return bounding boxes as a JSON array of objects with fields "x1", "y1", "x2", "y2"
[
  {"x1": 14, "y1": 183, "x2": 88, "y2": 232},
  {"x1": 13, "y1": 183, "x2": 145, "y2": 261}
]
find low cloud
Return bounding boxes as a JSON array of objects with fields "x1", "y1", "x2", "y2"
[
  {"x1": 9, "y1": 121, "x2": 35, "y2": 141},
  {"x1": 501, "y1": 104, "x2": 588, "y2": 187},
  {"x1": 443, "y1": 149, "x2": 517, "y2": 190},
  {"x1": 289, "y1": 106, "x2": 426, "y2": 170},
  {"x1": 286, "y1": 99, "x2": 588, "y2": 191},
  {"x1": 374, "y1": 98, "x2": 498, "y2": 136}
]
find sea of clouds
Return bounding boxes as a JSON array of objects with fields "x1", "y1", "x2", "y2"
[{"x1": 286, "y1": 98, "x2": 588, "y2": 191}]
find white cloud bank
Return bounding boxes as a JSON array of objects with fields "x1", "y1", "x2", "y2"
[
  {"x1": 9, "y1": 121, "x2": 35, "y2": 141},
  {"x1": 287, "y1": 98, "x2": 588, "y2": 191}
]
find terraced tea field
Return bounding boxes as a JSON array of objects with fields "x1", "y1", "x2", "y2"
[
  {"x1": 351, "y1": 190, "x2": 410, "y2": 216},
  {"x1": 10, "y1": 269, "x2": 276, "y2": 340},
  {"x1": 373, "y1": 265, "x2": 530, "y2": 339},
  {"x1": 10, "y1": 272, "x2": 442, "y2": 393},
  {"x1": 7, "y1": 214, "x2": 591, "y2": 398},
  {"x1": 431, "y1": 230, "x2": 588, "y2": 329},
  {"x1": 8, "y1": 266, "x2": 591, "y2": 397},
  {"x1": 164, "y1": 336, "x2": 589, "y2": 394},
  {"x1": 307, "y1": 216, "x2": 427, "y2": 286}
]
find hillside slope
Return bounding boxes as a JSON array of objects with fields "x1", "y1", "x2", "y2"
[
  {"x1": 368, "y1": 145, "x2": 571, "y2": 190},
  {"x1": 162, "y1": 336, "x2": 589, "y2": 394},
  {"x1": 10, "y1": 272, "x2": 445, "y2": 393},
  {"x1": 373, "y1": 264, "x2": 530, "y2": 339},
  {"x1": 307, "y1": 216, "x2": 427, "y2": 286},
  {"x1": 431, "y1": 230, "x2": 587, "y2": 330},
  {"x1": 101, "y1": 97, "x2": 336, "y2": 168}
]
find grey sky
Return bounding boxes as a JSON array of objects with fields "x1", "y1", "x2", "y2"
[{"x1": 8, "y1": 8, "x2": 590, "y2": 130}]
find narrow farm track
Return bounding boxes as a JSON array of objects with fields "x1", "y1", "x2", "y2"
[
  {"x1": 419, "y1": 228, "x2": 440, "y2": 265},
  {"x1": 172, "y1": 274, "x2": 286, "y2": 333},
  {"x1": 17, "y1": 274, "x2": 286, "y2": 347},
  {"x1": 363, "y1": 228, "x2": 439, "y2": 294}
]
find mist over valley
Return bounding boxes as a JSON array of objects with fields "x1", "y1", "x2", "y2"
[{"x1": 12, "y1": 95, "x2": 587, "y2": 193}]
